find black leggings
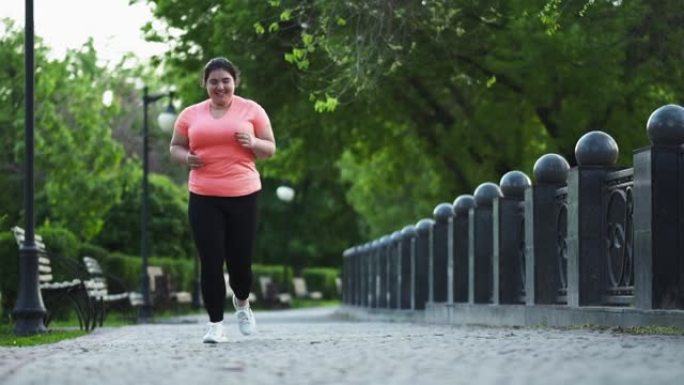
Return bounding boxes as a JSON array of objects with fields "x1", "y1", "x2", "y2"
[{"x1": 188, "y1": 191, "x2": 259, "y2": 322}]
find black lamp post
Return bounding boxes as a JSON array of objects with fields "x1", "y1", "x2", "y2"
[
  {"x1": 13, "y1": 0, "x2": 47, "y2": 336},
  {"x1": 140, "y1": 86, "x2": 176, "y2": 321}
]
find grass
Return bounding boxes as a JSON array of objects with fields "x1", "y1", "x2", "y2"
[
  {"x1": 615, "y1": 325, "x2": 684, "y2": 336},
  {"x1": 249, "y1": 298, "x2": 340, "y2": 311},
  {"x1": 0, "y1": 324, "x2": 87, "y2": 347},
  {"x1": 290, "y1": 298, "x2": 340, "y2": 308},
  {"x1": 549, "y1": 323, "x2": 684, "y2": 336},
  {"x1": 0, "y1": 299, "x2": 341, "y2": 346}
]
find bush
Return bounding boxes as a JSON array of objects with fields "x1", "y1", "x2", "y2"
[
  {"x1": 36, "y1": 224, "x2": 79, "y2": 260},
  {"x1": 0, "y1": 231, "x2": 18, "y2": 319},
  {"x1": 94, "y1": 252, "x2": 196, "y2": 293},
  {"x1": 0, "y1": 225, "x2": 82, "y2": 317},
  {"x1": 302, "y1": 267, "x2": 340, "y2": 299},
  {"x1": 149, "y1": 256, "x2": 195, "y2": 292},
  {"x1": 36, "y1": 224, "x2": 81, "y2": 282},
  {"x1": 78, "y1": 242, "x2": 109, "y2": 261},
  {"x1": 95, "y1": 173, "x2": 193, "y2": 259},
  {"x1": 100, "y1": 252, "x2": 142, "y2": 289},
  {"x1": 252, "y1": 264, "x2": 293, "y2": 293}
]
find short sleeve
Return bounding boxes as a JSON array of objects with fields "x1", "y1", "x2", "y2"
[
  {"x1": 174, "y1": 106, "x2": 192, "y2": 136},
  {"x1": 251, "y1": 103, "x2": 271, "y2": 137}
]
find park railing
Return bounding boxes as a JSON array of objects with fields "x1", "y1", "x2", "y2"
[{"x1": 341, "y1": 104, "x2": 684, "y2": 326}]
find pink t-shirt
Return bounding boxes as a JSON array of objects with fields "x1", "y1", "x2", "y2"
[{"x1": 174, "y1": 96, "x2": 271, "y2": 197}]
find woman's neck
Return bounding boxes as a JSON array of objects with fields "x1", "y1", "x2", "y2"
[{"x1": 210, "y1": 97, "x2": 233, "y2": 110}]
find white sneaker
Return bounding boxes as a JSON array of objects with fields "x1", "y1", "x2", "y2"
[
  {"x1": 202, "y1": 321, "x2": 227, "y2": 343},
  {"x1": 233, "y1": 294, "x2": 256, "y2": 336}
]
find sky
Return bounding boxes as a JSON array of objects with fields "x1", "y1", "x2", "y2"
[{"x1": 0, "y1": 0, "x2": 169, "y2": 62}]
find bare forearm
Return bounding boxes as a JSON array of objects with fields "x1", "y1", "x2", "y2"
[
  {"x1": 251, "y1": 138, "x2": 276, "y2": 159},
  {"x1": 170, "y1": 145, "x2": 190, "y2": 165}
]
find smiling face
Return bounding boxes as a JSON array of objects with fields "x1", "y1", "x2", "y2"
[{"x1": 206, "y1": 69, "x2": 235, "y2": 107}]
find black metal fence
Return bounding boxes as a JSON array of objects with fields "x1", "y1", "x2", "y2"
[{"x1": 342, "y1": 104, "x2": 684, "y2": 318}]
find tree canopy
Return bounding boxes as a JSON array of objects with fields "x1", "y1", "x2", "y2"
[
  {"x1": 3, "y1": 0, "x2": 683, "y2": 267},
  {"x1": 138, "y1": 0, "x2": 682, "y2": 242}
]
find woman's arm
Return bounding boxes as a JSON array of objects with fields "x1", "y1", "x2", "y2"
[
  {"x1": 170, "y1": 131, "x2": 203, "y2": 169},
  {"x1": 235, "y1": 125, "x2": 276, "y2": 159}
]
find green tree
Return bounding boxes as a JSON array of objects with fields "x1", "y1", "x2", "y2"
[
  {"x1": 138, "y1": 0, "x2": 364, "y2": 265},
  {"x1": 0, "y1": 18, "x2": 179, "y2": 246},
  {"x1": 138, "y1": 0, "x2": 683, "y2": 244},
  {"x1": 95, "y1": 171, "x2": 193, "y2": 258}
]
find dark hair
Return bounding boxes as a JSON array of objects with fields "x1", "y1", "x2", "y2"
[{"x1": 201, "y1": 57, "x2": 240, "y2": 87}]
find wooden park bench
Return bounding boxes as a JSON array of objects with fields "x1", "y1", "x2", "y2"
[
  {"x1": 11, "y1": 226, "x2": 95, "y2": 330},
  {"x1": 147, "y1": 266, "x2": 192, "y2": 312},
  {"x1": 82, "y1": 256, "x2": 142, "y2": 327},
  {"x1": 259, "y1": 276, "x2": 292, "y2": 308},
  {"x1": 292, "y1": 277, "x2": 323, "y2": 300}
]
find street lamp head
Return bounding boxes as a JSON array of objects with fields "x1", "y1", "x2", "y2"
[
  {"x1": 157, "y1": 102, "x2": 177, "y2": 132},
  {"x1": 276, "y1": 185, "x2": 295, "y2": 202}
]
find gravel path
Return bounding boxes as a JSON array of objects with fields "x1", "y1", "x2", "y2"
[{"x1": 1, "y1": 306, "x2": 682, "y2": 385}]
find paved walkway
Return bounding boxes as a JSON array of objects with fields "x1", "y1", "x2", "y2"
[{"x1": 1, "y1": 306, "x2": 683, "y2": 385}]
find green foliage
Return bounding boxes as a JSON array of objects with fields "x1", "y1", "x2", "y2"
[
  {"x1": 36, "y1": 224, "x2": 80, "y2": 261},
  {"x1": 149, "y1": 256, "x2": 195, "y2": 292},
  {"x1": 302, "y1": 267, "x2": 340, "y2": 299},
  {"x1": 0, "y1": 19, "x2": 141, "y2": 242},
  {"x1": 94, "y1": 252, "x2": 194, "y2": 293},
  {"x1": 77, "y1": 242, "x2": 110, "y2": 261},
  {"x1": 0, "y1": 231, "x2": 18, "y2": 319},
  {"x1": 252, "y1": 263, "x2": 293, "y2": 292},
  {"x1": 95, "y1": 171, "x2": 193, "y2": 259},
  {"x1": 33, "y1": 46, "x2": 131, "y2": 241},
  {"x1": 0, "y1": 324, "x2": 87, "y2": 346},
  {"x1": 110, "y1": 1, "x2": 684, "y2": 256},
  {"x1": 98, "y1": 252, "x2": 143, "y2": 290},
  {"x1": 616, "y1": 325, "x2": 684, "y2": 336},
  {"x1": 139, "y1": 0, "x2": 364, "y2": 267}
]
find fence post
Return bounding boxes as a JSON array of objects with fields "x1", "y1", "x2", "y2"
[
  {"x1": 634, "y1": 104, "x2": 684, "y2": 310},
  {"x1": 494, "y1": 171, "x2": 531, "y2": 304},
  {"x1": 358, "y1": 243, "x2": 368, "y2": 307},
  {"x1": 377, "y1": 235, "x2": 390, "y2": 308},
  {"x1": 415, "y1": 218, "x2": 434, "y2": 310},
  {"x1": 390, "y1": 231, "x2": 403, "y2": 309},
  {"x1": 371, "y1": 238, "x2": 382, "y2": 308},
  {"x1": 342, "y1": 247, "x2": 351, "y2": 304},
  {"x1": 453, "y1": 195, "x2": 475, "y2": 303},
  {"x1": 366, "y1": 242, "x2": 374, "y2": 308},
  {"x1": 525, "y1": 154, "x2": 570, "y2": 305},
  {"x1": 469, "y1": 182, "x2": 503, "y2": 304},
  {"x1": 400, "y1": 225, "x2": 416, "y2": 309},
  {"x1": 351, "y1": 246, "x2": 361, "y2": 306},
  {"x1": 432, "y1": 203, "x2": 453, "y2": 304},
  {"x1": 566, "y1": 131, "x2": 619, "y2": 307}
]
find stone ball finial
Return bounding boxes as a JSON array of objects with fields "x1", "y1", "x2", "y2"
[
  {"x1": 499, "y1": 171, "x2": 532, "y2": 199},
  {"x1": 575, "y1": 131, "x2": 619, "y2": 166},
  {"x1": 401, "y1": 225, "x2": 417, "y2": 239},
  {"x1": 415, "y1": 218, "x2": 435, "y2": 235},
  {"x1": 533, "y1": 154, "x2": 570, "y2": 184},
  {"x1": 369, "y1": 239, "x2": 380, "y2": 251},
  {"x1": 646, "y1": 104, "x2": 684, "y2": 145},
  {"x1": 433, "y1": 202, "x2": 454, "y2": 221},
  {"x1": 452, "y1": 195, "x2": 476, "y2": 217},
  {"x1": 342, "y1": 247, "x2": 354, "y2": 258},
  {"x1": 473, "y1": 182, "x2": 503, "y2": 207}
]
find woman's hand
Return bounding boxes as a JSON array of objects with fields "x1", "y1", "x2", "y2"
[
  {"x1": 186, "y1": 152, "x2": 203, "y2": 169},
  {"x1": 234, "y1": 131, "x2": 256, "y2": 149}
]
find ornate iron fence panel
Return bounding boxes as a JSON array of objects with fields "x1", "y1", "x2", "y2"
[
  {"x1": 555, "y1": 186, "x2": 568, "y2": 304},
  {"x1": 603, "y1": 168, "x2": 635, "y2": 306}
]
